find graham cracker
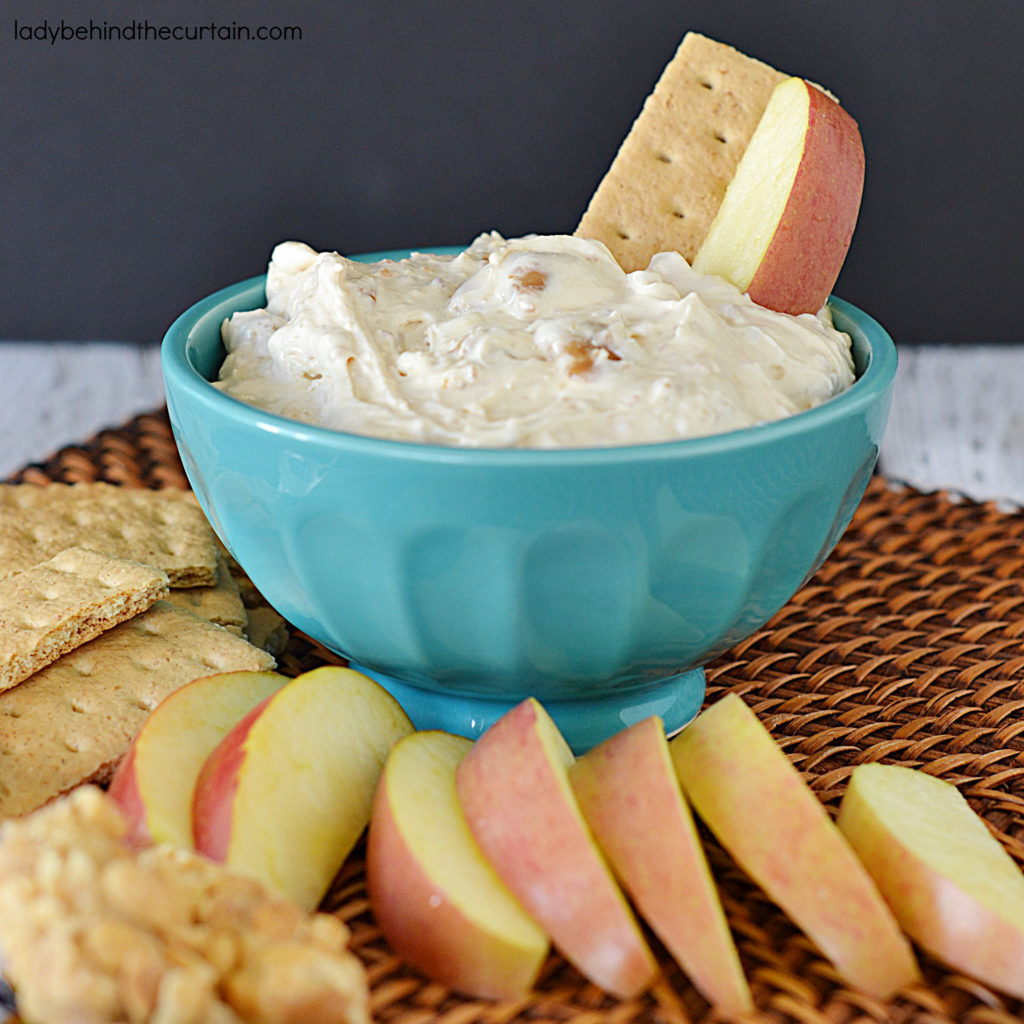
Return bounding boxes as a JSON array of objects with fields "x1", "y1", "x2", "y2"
[
  {"x1": 0, "y1": 546, "x2": 169, "y2": 694},
  {"x1": 0, "y1": 601, "x2": 276, "y2": 820},
  {"x1": 245, "y1": 603, "x2": 291, "y2": 657},
  {"x1": 214, "y1": 537, "x2": 265, "y2": 609},
  {"x1": 163, "y1": 550, "x2": 247, "y2": 633},
  {"x1": 0, "y1": 483, "x2": 219, "y2": 588},
  {"x1": 575, "y1": 32, "x2": 788, "y2": 270}
]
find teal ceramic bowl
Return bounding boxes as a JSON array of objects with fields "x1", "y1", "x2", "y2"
[{"x1": 162, "y1": 247, "x2": 897, "y2": 751}]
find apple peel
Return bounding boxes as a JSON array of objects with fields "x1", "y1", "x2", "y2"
[
  {"x1": 455, "y1": 697, "x2": 658, "y2": 999},
  {"x1": 670, "y1": 693, "x2": 920, "y2": 999},
  {"x1": 367, "y1": 730, "x2": 549, "y2": 1000},
  {"x1": 693, "y1": 76, "x2": 865, "y2": 315},
  {"x1": 108, "y1": 669, "x2": 290, "y2": 847},
  {"x1": 192, "y1": 665, "x2": 414, "y2": 911},
  {"x1": 838, "y1": 761, "x2": 1024, "y2": 999},
  {"x1": 570, "y1": 715, "x2": 752, "y2": 1014}
]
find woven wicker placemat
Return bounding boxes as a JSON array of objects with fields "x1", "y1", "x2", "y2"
[{"x1": 7, "y1": 409, "x2": 1024, "y2": 1024}]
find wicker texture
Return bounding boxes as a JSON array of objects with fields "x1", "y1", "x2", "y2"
[{"x1": 7, "y1": 410, "x2": 1024, "y2": 1023}]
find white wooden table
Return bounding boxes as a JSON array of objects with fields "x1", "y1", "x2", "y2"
[
  {"x1": 1, "y1": 342, "x2": 1021, "y2": 506},
  {"x1": 0, "y1": 342, "x2": 165, "y2": 479}
]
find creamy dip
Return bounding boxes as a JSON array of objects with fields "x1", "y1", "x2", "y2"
[{"x1": 216, "y1": 233, "x2": 855, "y2": 448}]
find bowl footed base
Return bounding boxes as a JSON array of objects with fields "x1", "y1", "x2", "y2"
[{"x1": 348, "y1": 664, "x2": 707, "y2": 753}]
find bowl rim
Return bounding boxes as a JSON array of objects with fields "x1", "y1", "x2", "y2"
[{"x1": 161, "y1": 246, "x2": 898, "y2": 466}]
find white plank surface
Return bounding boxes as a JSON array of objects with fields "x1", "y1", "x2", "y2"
[
  {"x1": 1, "y1": 341, "x2": 1021, "y2": 506},
  {"x1": 880, "y1": 345, "x2": 1024, "y2": 505},
  {"x1": 0, "y1": 342, "x2": 165, "y2": 478}
]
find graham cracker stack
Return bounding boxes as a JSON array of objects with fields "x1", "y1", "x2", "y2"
[
  {"x1": 0, "y1": 483, "x2": 284, "y2": 820},
  {"x1": 0, "y1": 482, "x2": 219, "y2": 588},
  {"x1": 163, "y1": 550, "x2": 248, "y2": 634},
  {"x1": 0, "y1": 601, "x2": 276, "y2": 819},
  {"x1": 0, "y1": 546, "x2": 170, "y2": 693},
  {"x1": 575, "y1": 32, "x2": 788, "y2": 271}
]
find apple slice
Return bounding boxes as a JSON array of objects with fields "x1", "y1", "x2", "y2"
[
  {"x1": 455, "y1": 697, "x2": 658, "y2": 999},
  {"x1": 366, "y1": 730, "x2": 549, "y2": 999},
  {"x1": 838, "y1": 761, "x2": 1024, "y2": 999},
  {"x1": 570, "y1": 716, "x2": 752, "y2": 1014},
  {"x1": 192, "y1": 665, "x2": 414, "y2": 911},
  {"x1": 669, "y1": 693, "x2": 920, "y2": 999},
  {"x1": 108, "y1": 669, "x2": 290, "y2": 846},
  {"x1": 692, "y1": 76, "x2": 865, "y2": 315}
]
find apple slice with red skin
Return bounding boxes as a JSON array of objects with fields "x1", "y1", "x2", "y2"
[
  {"x1": 455, "y1": 697, "x2": 658, "y2": 999},
  {"x1": 108, "y1": 669, "x2": 290, "y2": 846},
  {"x1": 838, "y1": 762, "x2": 1024, "y2": 1000},
  {"x1": 366, "y1": 729, "x2": 549, "y2": 999},
  {"x1": 669, "y1": 693, "x2": 920, "y2": 999},
  {"x1": 692, "y1": 76, "x2": 865, "y2": 315},
  {"x1": 570, "y1": 715, "x2": 752, "y2": 1014},
  {"x1": 192, "y1": 665, "x2": 413, "y2": 911}
]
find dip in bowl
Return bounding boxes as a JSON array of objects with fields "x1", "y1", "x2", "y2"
[{"x1": 161, "y1": 244, "x2": 896, "y2": 751}]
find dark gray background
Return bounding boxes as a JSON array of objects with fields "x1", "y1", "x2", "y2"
[{"x1": 3, "y1": 1, "x2": 1023, "y2": 344}]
